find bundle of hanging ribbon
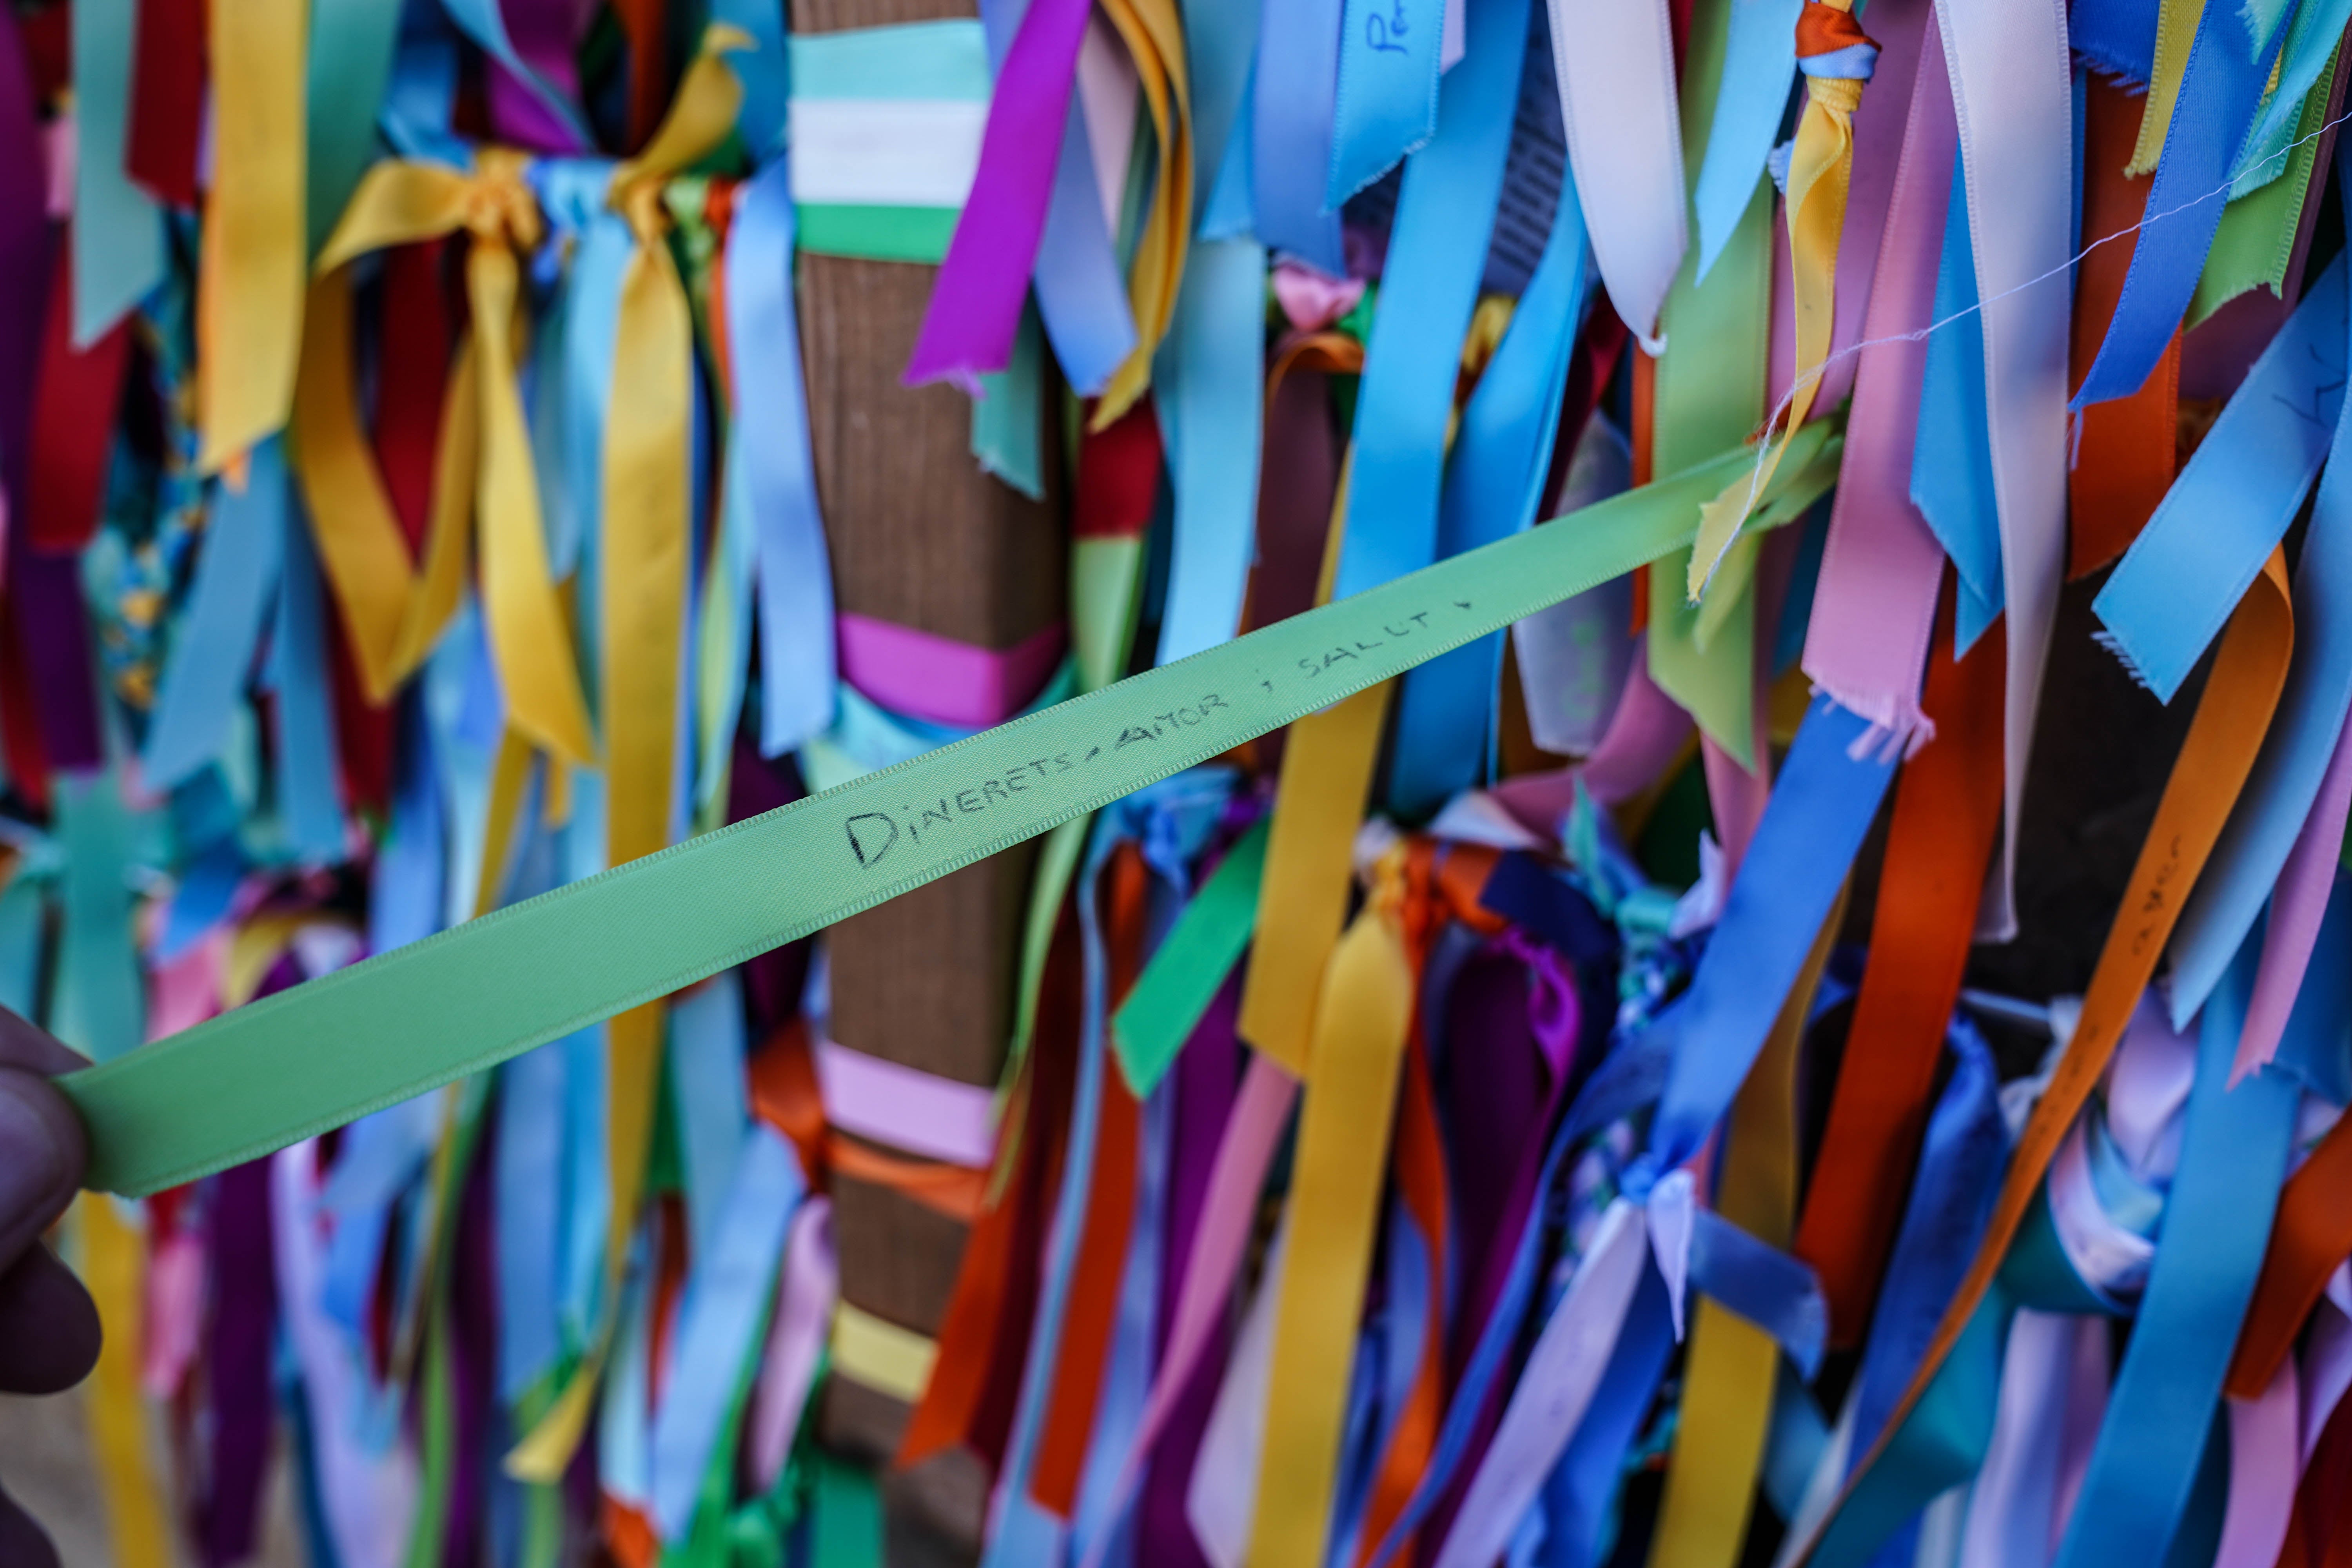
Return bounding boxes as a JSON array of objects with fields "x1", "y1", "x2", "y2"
[{"x1": 14, "y1": 0, "x2": 2352, "y2": 1558}]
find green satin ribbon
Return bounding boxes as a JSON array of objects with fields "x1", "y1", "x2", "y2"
[{"x1": 61, "y1": 424, "x2": 1840, "y2": 1198}]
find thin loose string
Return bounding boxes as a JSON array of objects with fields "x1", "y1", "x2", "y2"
[{"x1": 1711, "y1": 101, "x2": 2352, "y2": 538}]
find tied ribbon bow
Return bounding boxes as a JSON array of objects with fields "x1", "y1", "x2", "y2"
[
  {"x1": 292, "y1": 148, "x2": 597, "y2": 771},
  {"x1": 1686, "y1": 0, "x2": 1878, "y2": 602},
  {"x1": 506, "y1": 24, "x2": 751, "y2": 1488}
]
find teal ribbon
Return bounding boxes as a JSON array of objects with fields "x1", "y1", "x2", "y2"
[
  {"x1": 2049, "y1": 938, "x2": 2302, "y2": 1568},
  {"x1": 70, "y1": 0, "x2": 163, "y2": 340}
]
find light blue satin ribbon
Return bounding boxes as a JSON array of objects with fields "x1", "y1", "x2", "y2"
[
  {"x1": 1152, "y1": 0, "x2": 1269, "y2": 665},
  {"x1": 0, "y1": 876, "x2": 44, "y2": 1033},
  {"x1": 1329, "y1": 0, "x2": 1449, "y2": 206},
  {"x1": 69, "y1": 0, "x2": 162, "y2": 342},
  {"x1": 1034, "y1": 96, "x2": 1142, "y2": 397},
  {"x1": 1330, "y1": 0, "x2": 1526, "y2": 603},
  {"x1": 723, "y1": 162, "x2": 840, "y2": 760},
  {"x1": 154, "y1": 840, "x2": 243, "y2": 962},
  {"x1": 2049, "y1": 938, "x2": 2302, "y2": 1568},
  {"x1": 1636, "y1": 695, "x2": 1901, "y2": 1184},
  {"x1": 649, "y1": 1123, "x2": 804, "y2": 1539},
  {"x1": 668, "y1": 969, "x2": 751, "y2": 1267},
  {"x1": 377, "y1": 10, "x2": 469, "y2": 165},
  {"x1": 1388, "y1": 148, "x2": 1588, "y2": 816},
  {"x1": 305, "y1": 0, "x2": 405, "y2": 253},
  {"x1": 1254, "y1": 0, "x2": 1349, "y2": 270},
  {"x1": 51, "y1": 773, "x2": 144, "y2": 1064},
  {"x1": 496, "y1": 1036, "x2": 567, "y2": 1401},
  {"x1": 1912, "y1": 149, "x2": 2003, "y2": 655},
  {"x1": 2171, "y1": 227, "x2": 2352, "y2": 1026},
  {"x1": 2093, "y1": 253, "x2": 2346, "y2": 704},
  {"x1": 2072, "y1": 0, "x2": 2287, "y2": 408},
  {"x1": 436, "y1": 0, "x2": 590, "y2": 149},
  {"x1": 1690, "y1": 0, "x2": 1799, "y2": 282},
  {"x1": 145, "y1": 445, "x2": 290, "y2": 792},
  {"x1": 1153, "y1": 236, "x2": 1269, "y2": 663},
  {"x1": 266, "y1": 488, "x2": 349, "y2": 864}
]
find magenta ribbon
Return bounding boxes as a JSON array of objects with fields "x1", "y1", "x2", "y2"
[
  {"x1": 837, "y1": 613, "x2": 1068, "y2": 730},
  {"x1": 903, "y1": 0, "x2": 1094, "y2": 390},
  {"x1": 1800, "y1": 12, "x2": 1956, "y2": 746}
]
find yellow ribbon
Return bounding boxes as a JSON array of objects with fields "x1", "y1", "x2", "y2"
[
  {"x1": 1246, "y1": 850, "x2": 1417, "y2": 1568},
  {"x1": 1687, "y1": 13, "x2": 1866, "y2": 602},
  {"x1": 1647, "y1": 886, "x2": 1844, "y2": 1568},
  {"x1": 1237, "y1": 454, "x2": 1381, "y2": 1074},
  {"x1": 81, "y1": 1197, "x2": 173, "y2": 1568},
  {"x1": 509, "y1": 29, "x2": 749, "y2": 1481},
  {"x1": 832, "y1": 1302, "x2": 940, "y2": 1405},
  {"x1": 1091, "y1": 0, "x2": 1194, "y2": 427},
  {"x1": 198, "y1": 0, "x2": 308, "y2": 473},
  {"x1": 2131, "y1": 0, "x2": 2210, "y2": 174},
  {"x1": 295, "y1": 150, "x2": 598, "y2": 766}
]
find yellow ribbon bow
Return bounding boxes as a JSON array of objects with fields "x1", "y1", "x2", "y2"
[
  {"x1": 1687, "y1": 0, "x2": 1877, "y2": 603},
  {"x1": 507, "y1": 26, "x2": 749, "y2": 1485},
  {"x1": 291, "y1": 149, "x2": 598, "y2": 771}
]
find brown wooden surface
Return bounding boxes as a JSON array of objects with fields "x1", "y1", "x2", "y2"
[{"x1": 790, "y1": 2, "x2": 1065, "y2": 1552}]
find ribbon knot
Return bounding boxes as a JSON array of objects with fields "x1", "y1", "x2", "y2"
[
  {"x1": 1795, "y1": 0, "x2": 1880, "y2": 80},
  {"x1": 461, "y1": 153, "x2": 545, "y2": 251}
]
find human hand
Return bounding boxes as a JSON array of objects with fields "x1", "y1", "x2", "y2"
[{"x1": 0, "y1": 1012, "x2": 100, "y2": 1568}]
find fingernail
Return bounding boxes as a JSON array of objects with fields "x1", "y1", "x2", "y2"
[{"x1": 0, "y1": 1073, "x2": 73, "y2": 1232}]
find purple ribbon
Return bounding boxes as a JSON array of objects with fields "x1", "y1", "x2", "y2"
[{"x1": 903, "y1": 0, "x2": 1093, "y2": 390}]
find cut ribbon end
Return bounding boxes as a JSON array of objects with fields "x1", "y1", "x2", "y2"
[{"x1": 1647, "y1": 1167, "x2": 1697, "y2": 1342}]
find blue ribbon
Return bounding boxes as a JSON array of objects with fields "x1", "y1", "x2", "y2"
[
  {"x1": 667, "y1": 970, "x2": 751, "y2": 1266},
  {"x1": 2050, "y1": 938, "x2": 2303, "y2": 1568},
  {"x1": 1687, "y1": 1209, "x2": 1830, "y2": 1378},
  {"x1": 2092, "y1": 253, "x2": 2345, "y2": 703},
  {"x1": 1330, "y1": 0, "x2": 1526, "y2": 603},
  {"x1": 649, "y1": 1124, "x2": 804, "y2": 1539},
  {"x1": 1329, "y1": 0, "x2": 1448, "y2": 206},
  {"x1": 711, "y1": 0, "x2": 790, "y2": 156},
  {"x1": 2171, "y1": 227, "x2": 2352, "y2": 1025},
  {"x1": 1636, "y1": 697, "x2": 1901, "y2": 1184},
  {"x1": 1688, "y1": 0, "x2": 1798, "y2": 282},
  {"x1": 2275, "y1": 872, "x2": 2352, "y2": 1103},
  {"x1": 145, "y1": 444, "x2": 290, "y2": 793},
  {"x1": 1033, "y1": 96, "x2": 1142, "y2": 397},
  {"x1": 726, "y1": 162, "x2": 842, "y2": 760},
  {"x1": 51, "y1": 773, "x2": 144, "y2": 1064},
  {"x1": 1154, "y1": 236, "x2": 1269, "y2": 664},
  {"x1": 1912, "y1": 149, "x2": 2004, "y2": 654},
  {"x1": 1388, "y1": 148, "x2": 1588, "y2": 815},
  {"x1": 1253, "y1": 0, "x2": 1349, "y2": 270},
  {"x1": 495, "y1": 1038, "x2": 568, "y2": 1401},
  {"x1": 268, "y1": 490, "x2": 348, "y2": 865},
  {"x1": 2069, "y1": 0, "x2": 2160, "y2": 85},
  {"x1": 70, "y1": 0, "x2": 163, "y2": 341},
  {"x1": 1534, "y1": 1264, "x2": 1674, "y2": 1568},
  {"x1": 2072, "y1": 0, "x2": 2288, "y2": 409},
  {"x1": 1844, "y1": 1017, "x2": 2007, "y2": 1465}
]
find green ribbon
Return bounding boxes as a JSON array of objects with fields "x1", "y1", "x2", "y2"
[
  {"x1": 1112, "y1": 815, "x2": 1268, "y2": 1095},
  {"x1": 60, "y1": 426, "x2": 1840, "y2": 1197}
]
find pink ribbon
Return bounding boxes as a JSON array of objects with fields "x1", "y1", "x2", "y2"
[
  {"x1": 1271, "y1": 262, "x2": 1367, "y2": 333},
  {"x1": 1076, "y1": 1052, "x2": 1300, "y2": 1568},
  {"x1": 814, "y1": 1038, "x2": 998, "y2": 1167},
  {"x1": 903, "y1": 0, "x2": 1094, "y2": 390},
  {"x1": 2213, "y1": 1358, "x2": 2300, "y2": 1568},
  {"x1": 1800, "y1": 15, "x2": 1957, "y2": 748},
  {"x1": 838, "y1": 612, "x2": 1067, "y2": 730},
  {"x1": 1816, "y1": 0, "x2": 1934, "y2": 409},
  {"x1": 747, "y1": 1198, "x2": 838, "y2": 1490},
  {"x1": 2232, "y1": 714, "x2": 2352, "y2": 1083},
  {"x1": 1488, "y1": 652, "x2": 1694, "y2": 837}
]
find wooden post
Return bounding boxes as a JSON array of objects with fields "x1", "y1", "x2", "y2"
[{"x1": 786, "y1": 0, "x2": 1064, "y2": 1555}]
